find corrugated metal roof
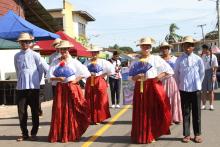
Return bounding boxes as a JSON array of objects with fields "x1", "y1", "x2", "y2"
[{"x1": 23, "y1": 0, "x2": 62, "y2": 32}]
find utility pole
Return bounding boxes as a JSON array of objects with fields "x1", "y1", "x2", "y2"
[
  {"x1": 198, "y1": 0, "x2": 220, "y2": 47},
  {"x1": 217, "y1": 0, "x2": 220, "y2": 47},
  {"x1": 197, "y1": 24, "x2": 206, "y2": 43}
]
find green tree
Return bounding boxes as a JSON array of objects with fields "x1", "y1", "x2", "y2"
[
  {"x1": 165, "y1": 23, "x2": 182, "y2": 44},
  {"x1": 205, "y1": 30, "x2": 218, "y2": 40},
  {"x1": 119, "y1": 46, "x2": 133, "y2": 53},
  {"x1": 151, "y1": 46, "x2": 160, "y2": 53},
  {"x1": 76, "y1": 36, "x2": 89, "y2": 47},
  {"x1": 113, "y1": 44, "x2": 119, "y2": 49}
]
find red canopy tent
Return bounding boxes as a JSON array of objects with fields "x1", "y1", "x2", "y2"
[{"x1": 36, "y1": 31, "x2": 92, "y2": 57}]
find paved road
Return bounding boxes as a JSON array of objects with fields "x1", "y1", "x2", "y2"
[{"x1": 1, "y1": 90, "x2": 220, "y2": 147}]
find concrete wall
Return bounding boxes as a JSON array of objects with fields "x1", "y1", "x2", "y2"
[
  {"x1": 62, "y1": 1, "x2": 75, "y2": 38},
  {"x1": 0, "y1": 49, "x2": 20, "y2": 80}
]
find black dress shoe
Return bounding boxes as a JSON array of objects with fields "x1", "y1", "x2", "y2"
[{"x1": 29, "y1": 135, "x2": 38, "y2": 141}]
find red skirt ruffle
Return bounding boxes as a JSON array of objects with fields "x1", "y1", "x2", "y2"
[
  {"x1": 131, "y1": 78, "x2": 171, "y2": 144},
  {"x1": 85, "y1": 76, "x2": 111, "y2": 123},
  {"x1": 48, "y1": 82, "x2": 90, "y2": 143}
]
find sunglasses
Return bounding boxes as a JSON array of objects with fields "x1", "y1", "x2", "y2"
[
  {"x1": 183, "y1": 43, "x2": 194, "y2": 47},
  {"x1": 59, "y1": 48, "x2": 69, "y2": 51},
  {"x1": 20, "y1": 40, "x2": 32, "y2": 44}
]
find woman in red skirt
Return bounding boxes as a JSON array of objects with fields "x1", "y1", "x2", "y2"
[
  {"x1": 47, "y1": 40, "x2": 91, "y2": 143},
  {"x1": 129, "y1": 37, "x2": 173, "y2": 144},
  {"x1": 84, "y1": 45, "x2": 115, "y2": 124}
]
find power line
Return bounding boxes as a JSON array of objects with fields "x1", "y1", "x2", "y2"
[
  {"x1": 197, "y1": 24, "x2": 206, "y2": 42},
  {"x1": 88, "y1": 13, "x2": 214, "y2": 32}
]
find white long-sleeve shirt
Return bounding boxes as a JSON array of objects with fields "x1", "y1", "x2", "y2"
[
  {"x1": 129, "y1": 55, "x2": 174, "y2": 79},
  {"x1": 14, "y1": 49, "x2": 44, "y2": 90},
  {"x1": 47, "y1": 57, "x2": 90, "y2": 85},
  {"x1": 84, "y1": 58, "x2": 115, "y2": 76}
]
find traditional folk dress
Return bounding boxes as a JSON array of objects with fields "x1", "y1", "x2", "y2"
[
  {"x1": 161, "y1": 56, "x2": 182, "y2": 123},
  {"x1": 84, "y1": 58, "x2": 115, "y2": 124},
  {"x1": 129, "y1": 55, "x2": 172, "y2": 144},
  {"x1": 47, "y1": 57, "x2": 90, "y2": 143}
]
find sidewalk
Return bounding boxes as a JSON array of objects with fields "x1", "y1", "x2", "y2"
[{"x1": 0, "y1": 101, "x2": 53, "y2": 118}]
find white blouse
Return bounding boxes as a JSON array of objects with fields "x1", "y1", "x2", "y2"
[
  {"x1": 47, "y1": 57, "x2": 90, "y2": 85},
  {"x1": 84, "y1": 58, "x2": 115, "y2": 76},
  {"x1": 129, "y1": 55, "x2": 174, "y2": 79},
  {"x1": 201, "y1": 54, "x2": 218, "y2": 70}
]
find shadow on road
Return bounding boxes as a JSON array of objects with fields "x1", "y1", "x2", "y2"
[
  {"x1": 0, "y1": 121, "x2": 50, "y2": 126},
  {"x1": 81, "y1": 135, "x2": 182, "y2": 144},
  {"x1": 101, "y1": 120, "x2": 132, "y2": 125},
  {"x1": 0, "y1": 117, "x2": 18, "y2": 120},
  {"x1": 157, "y1": 137, "x2": 182, "y2": 141},
  {"x1": 0, "y1": 135, "x2": 48, "y2": 142}
]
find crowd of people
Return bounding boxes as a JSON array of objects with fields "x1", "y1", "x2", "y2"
[{"x1": 13, "y1": 32, "x2": 218, "y2": 144}]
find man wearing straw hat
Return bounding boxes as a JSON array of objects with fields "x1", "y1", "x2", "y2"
[
  {"x1": 174, "y1": 36, "x2": 205, "y2": 143},
  {"x1": 14, "y1": 32, "x2": 44, "y2": 141},
  {"x1": 48, "y1": 38, "x2": 62, "y2": 96},
  {"x1": 49, "y1": 38, "x2": 62, "y2": 65}
]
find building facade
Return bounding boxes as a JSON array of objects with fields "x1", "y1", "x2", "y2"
[{"x1": 48, "y1": 1, "x2": 95, "y2": 39}]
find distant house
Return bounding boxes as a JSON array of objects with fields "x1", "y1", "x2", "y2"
[
  {"x1": 203, "y1": 39, "x2": 219, "y2": 48},
  {"x1": 47, "y1": 1, "x2": 95, "y2": 39},
  {"x1": 171, "y1": 39, "x2": 219, "y2": 54}
]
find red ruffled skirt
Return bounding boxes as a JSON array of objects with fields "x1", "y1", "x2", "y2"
[
  {"x1": 131, "y1": 78, "x2": 171, "y2": 144},
  {"x1": 48, "y1": 82, "x2": 90, "y2": 143},
  {"x1": 85, "y1": 76, "x2": 111, "y2": 123}
]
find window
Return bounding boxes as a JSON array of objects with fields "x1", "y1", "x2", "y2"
[{"x1": 78, "y1": 22, "x2": 86, "y2": 36}]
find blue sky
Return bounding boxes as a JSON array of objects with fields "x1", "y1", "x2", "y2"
[{"x1": 39, "y1": 0, "x2": 216, "y2": 50}]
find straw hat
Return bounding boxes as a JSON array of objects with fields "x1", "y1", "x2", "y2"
[
  {"x1": 181, "y1": 36, "x2": 197, "y2": 44},
  {"x1": 87, "y1": 44, "x2": 103, "y2": 52},
  {"x1": 17, "y1": 32, "x2": 34, "y2": 41},
  {"x1": 55, "y1": 40, "x2": 74, "y2": 49},
  {"x1": 32, "y1": 45, "x2": 41, "y2": 51},
  {"x1": 159, "y1": 41, "x2": 172, "y2": 48},
  {"x1": 136, "y1": 37, "x2": 156, "y2": 46},
  {"x1": 52, "y1": 38, "x2": 62, "y2": 47}
]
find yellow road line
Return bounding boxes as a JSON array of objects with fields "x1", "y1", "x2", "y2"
[{"x1": 82, "y1": 105, "x2": 132, "y2": 147}]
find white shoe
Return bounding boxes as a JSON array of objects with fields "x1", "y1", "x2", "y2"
[
  {"x1": 111, "y1": 105, "x2": 115, "y2": 108},
  {"x1": 210, "y1": 105, "x2": 215, "y2": 111},
  {"x1": 116, "y1": 105, "x2": 120, "y2": 108},
  {"x1": 201, "y1": 105, "x2": 206, "y2": 110}
]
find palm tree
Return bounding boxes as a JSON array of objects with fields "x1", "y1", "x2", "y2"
[{"x1": 165, "y1": 23, "x2": 182, "y2": 44}]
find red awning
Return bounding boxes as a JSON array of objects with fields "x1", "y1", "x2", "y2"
[{"x1": 36, "y1": 31, "x2": 92, "y2": 57}]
